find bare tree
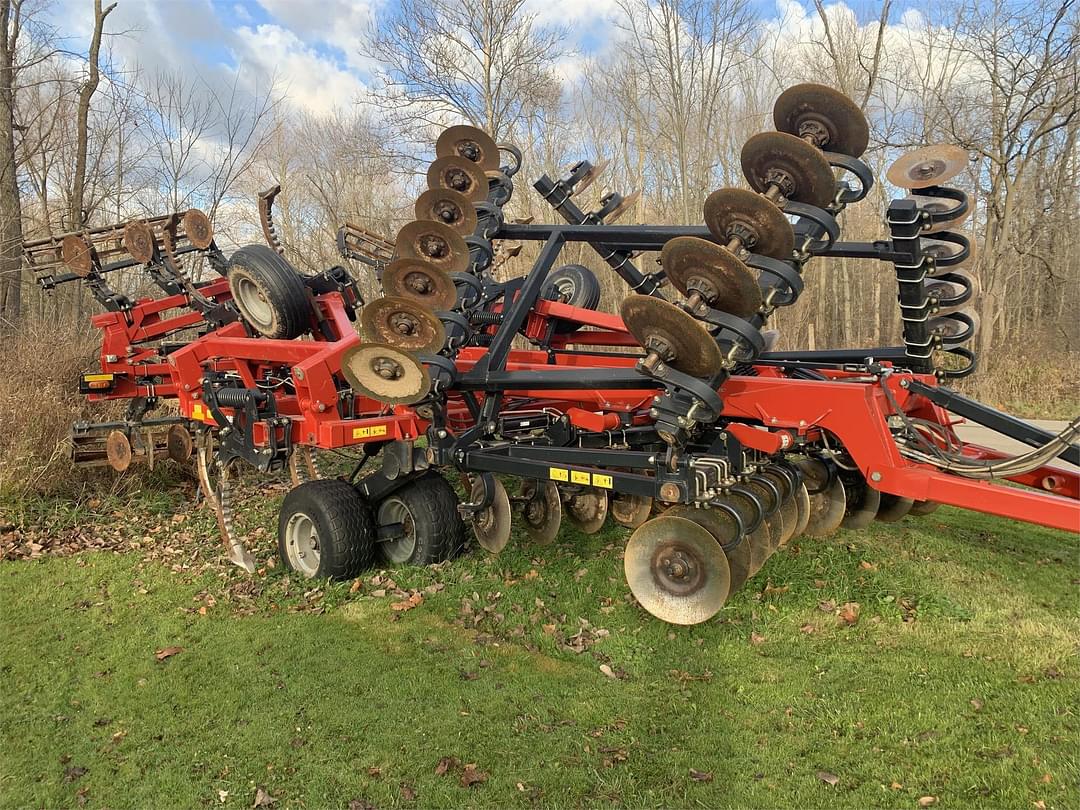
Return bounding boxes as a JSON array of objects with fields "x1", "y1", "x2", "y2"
[
  {"x1": 69, "y1": 0, "x2": 115, "y2": 230},
  {"x1": 366, "y1": 0, "x2": 566, "y2": 141},
  {"x1": 0, "y1": 0, "x2": 24, "y2": 327}
]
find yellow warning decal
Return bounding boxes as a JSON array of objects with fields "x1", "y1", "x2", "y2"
[
  {"x1": 592, "y1": 473, "x2": 613, "y2": 489},
  {"x1": 549, "y1": 467, "x2": 569, "y2": 482},
  {"x1": 192, "y1": 403, "x2": 205, "y2": 420},
  {"x1": 82, "y1": 373, "x2": 114, "y2": 382},
  {"x1": 571, "y1": 470, "x2": 590, "y2": 485},
  {"x1": 352, "y1": 424, "x2": 390, "y2": 440}
]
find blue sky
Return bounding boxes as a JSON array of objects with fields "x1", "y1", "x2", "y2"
[{"x1": 43, "y1": 0, "x2": 931, "y2": 119}]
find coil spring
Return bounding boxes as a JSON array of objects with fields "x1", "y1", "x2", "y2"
[{"x1": 469, "y1": 311, "x2": 503, "y2": 325}]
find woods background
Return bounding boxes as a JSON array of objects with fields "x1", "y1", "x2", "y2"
[{"x1": 0, "y1": 0, "x2": 1077, "y2": 494}]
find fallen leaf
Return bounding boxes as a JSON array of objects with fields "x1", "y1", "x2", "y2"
[
  {"x1": 859, "y1": 560, "x2": 878, "y2": 571},
  {"x1": 435, "y1": 756, "x2": 459, "y2": 776},
  {"x1": 750, "y1": 632, "x2": 765, "y2": 646},
  {"x1": 391, "y1": 592, "x2": 424, "y2": 612},
  {"x1": 75, "y1": 786, "x2": 90, "y2": 807},
  {"x1": 599, "y1": 664, "x2": 617, "y2": 679},
  {"x1": 155, "y1": 646, "x2": 183, "y2": 661},
  {"x1": 689, "y1": 768, "x2": 713, "y2": 782},
  {"x1": 64, "y1": 765, "x2": 88, "y2": 782},
  {"x1": 837, "y1": 602, "x2": 861, "y2": 625},
  {"x1": 1039, "y1": 773, "x2": 1052, "y2": 784},
  {"x1": 1034, "y1": 801, "x2": 1047, "y2": 810},
  {"x1": 799, "y1": 624, "x2": 816, "y2": 634},
  {"x1": 367, "y1": 766, "x2": 382, "y2": 778},
  {"x1": 348, "y1": 800, "x2": 376, "y2": 810},
  {"x1": 817, "y1": 600, "x2": 835, "y2": 613},
  {"x1": 218, "y1": 790, "x2": 229, "y2": 803},
  {"x1": 253, "y1": 787, "x2": 278, "y2": 807},
  {"x1": 890, "y1": 781, "x2": 903, "y2": 790},
  {"x1": 350, "y1": 580, "x2": 362, "y2": 593},
  {"x1": 816, "y1": 770, "x2": 840, "y2": 786},
  {"x1": 460, "y1": 764, "x2": 488, "y2": 787},
  {"x1": 970, "y1": 698, "x2": 984, "y2": 711},
  {"x1": 400, "y1": 783, "x2": 417, "y2": 801},
  {"x1": 918, "y1": 797, "x2": 937, "y2": 807}
]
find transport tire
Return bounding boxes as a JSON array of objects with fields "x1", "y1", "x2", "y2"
[
  {"x1": 375, "y1": 473, "x2": 467, "y2": 565},
  {"x1": 278, "y1": 479, "x2": 376, "y2": 580},
  {"x1": 227, "y1": 244, "x2": 311, "y2": 339},
  {"x1": 542, "y1": 264, "x2": 601, "y2": 332}
]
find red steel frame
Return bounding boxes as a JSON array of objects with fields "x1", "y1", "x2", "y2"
[{"x1": 85, "y1": 286, "x2": 1080, "y2": 534}]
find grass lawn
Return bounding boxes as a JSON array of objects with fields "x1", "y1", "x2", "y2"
[{"x1": 1, "y1": 473, "x2": 1077, "y2": 809}]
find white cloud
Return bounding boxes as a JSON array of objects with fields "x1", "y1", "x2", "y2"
[
  {"x1": 231, "y1": 24, "x2": 371, "y2": 116},
  {"x1": 255, "y1": 0, "x2": 381, "y2": 73}
]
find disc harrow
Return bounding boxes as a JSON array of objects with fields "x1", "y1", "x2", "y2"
[{"x1": 40, "y1": 83, "x2": 1078, "y2": 627}]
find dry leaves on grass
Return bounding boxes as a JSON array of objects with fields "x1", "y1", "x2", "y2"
[
  {"x1": 918, "y1": 797, "x2": 937, "y2": 807},
  {"x1": 837, "y1": 602, "x2": 861, "y2": 625},
  {"x1": 390, "y1": 592, "x2": 424, "y2": 612},
  {"x1": 252, "y1": 787, "x2": 277, "y2": 807},
  {"x1": 434, "y1": 756, "x2": 460, "y2": 776},
  {"x1": 460, "y1": 764, "x2": 489, "y2": 787},
  {"x1": 689, "y1": 769, "x2": 713, "y2": 782},
  {"x1": 154, "y1": 646, "x2": 183, "y2": 661},
  {"x1": 816, "y1": 770, "x2": 840, "y2": 786}
]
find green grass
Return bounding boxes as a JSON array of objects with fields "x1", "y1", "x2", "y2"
[{"x1": 1, "y1": 478, "x2": 1078, "y2": 809}]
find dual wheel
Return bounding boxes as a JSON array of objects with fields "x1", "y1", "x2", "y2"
[{"x1": 277, "y1": 474, "x2": 466, "y2": 580}]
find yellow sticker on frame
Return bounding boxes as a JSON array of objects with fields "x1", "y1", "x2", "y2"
[{"x1": 549, "y1": 467, "x2": 569, "y2": 482}]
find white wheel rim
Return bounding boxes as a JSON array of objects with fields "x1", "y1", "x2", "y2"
[
  {"x1": 235, "y1": 276, "x2": 273, "y2": 329},
  {"x1": 377, "y1": 497, "x2": 417, "y2": 563},
  {"x1": 285, "y1": 511, "x2": 320, "y2": 576}
]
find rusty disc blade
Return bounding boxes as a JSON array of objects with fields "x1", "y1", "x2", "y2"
[
  {"x1": 929, "y1": 307, "x2": 979, "y2": 343},
  {"x1": 741, "y1": 131, "x2": 836, "y2": 209},
  {"x1": 909, "y1": 500, "x2": 940, "y2": 516},
  {"x1": 183, "y1": 208, "x2": 214, "y2": 249},
  {"x1": 661, "y1": 236, "x2": 762, "y2": 318},
  {"x1": 744, "y1": 477, "x2": 785, "y2": 553},
  {"x1": 703, "y1": 187, "x2": 794, "y2": 260},
  {"x1": 611, "y1": 492, "x2": 653, "y2": 529},
  {"x1": 773, "y1": 82, "x2": 870, "y2": 158},
  {"x1": 619, "y1": 295, "x2": 724, "y2": 378},
  {"x1": 795, "y1": 458, "x2": 847, "y2": 538},
  {"x1": 105, "y1": 430, "x2": 133, "y2": 473},
  {"x1": 436, "y1": 125, "x2": 500, "y2": 172},
  {"x1": 394, "y1": 220, "x2": 471, "y2": 276},
  {"x1": 605, "y1": 190, "x2": 641, "y2": 223},
  {"x1": 624, "y1": 516, "x2": 731, "y2": 625},
  {"x1": 166, "y1": 424, "x2": 193, "y2": 463},
  {"x1": 906, "y1": 193, "x2": 971, "y2": 233},
  {"x1": 759, "y1": 468, "x2": 799, "y2": 547},
  {"x1": 381, "y1": 259, "x2": 457, "y2": 312},
  {"x1": 792, "y1": 481, "x2": 811, "y2": 538},
  {"x1": 725, "y1": 489, "x2": 772, "y2": 577},
  {"x1": 875, "y1": 493, "x2": 915, "y2": 523},
  {"x1": 341, "y1": 342, "x2": 431, "y2": 405},
  {"x1": 414, "y1": 188, "x2": 478, "y2": 236},
  {"x1": 123, "y1": 220, "x2": 157, "y2": 264},
  {"x1": 840, "y1": 475, "x2": 881, "y2": 530},
  {"x1": 427, "y1": 155, "x2": 488, "y2": 202},
  {"x1": 886, "y1": 145, "x2": 968, "y2": 189},
  {"x1": 565, "y1": 489, "x2": 609, "y2": 534},
  {"x1": 61, "y1": 234, "x2": 95, "y2": 277},
  {"x1": 471, "y1": 476, "x2": 512, "y2": 553},
  {"x1": 925, "y1": 269, "x2": 981, "y2": 309},
  {"x1": 667, "y1": 504, "x2": 752, "y2": 594},
  {"x1": 520, "y1": 479, "x2": 562, "y2": 545},
  {"x1": 360, "y1": 295, "x2": 447, "y2": 354}
]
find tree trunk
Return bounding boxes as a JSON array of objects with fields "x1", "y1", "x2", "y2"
[
  {"x1": 70, "y1": 0, "x2": 115, "y2": 230},
  {"x1": 0, "y1": 0, "x2": 22, "y2": 329}
]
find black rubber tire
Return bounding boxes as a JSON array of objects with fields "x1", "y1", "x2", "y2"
[
  {"x1": 374, "y1": 473, "x2": 467, "y2": 565},
  {"x1": 227, "y1": 244, "x2": 311, "y2": 339},
  {"x1": 542, "y1": 264, "x2": 602, "y2": 332},
  {"x1": 278, "y1": 479, "x2": 376, "y2": 580}
]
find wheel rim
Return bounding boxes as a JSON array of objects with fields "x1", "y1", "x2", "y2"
[
  {"x1": 377, "y1": 497, "x2": 417, "y2": 563},
  {"x1": 235, "y1": 275, "x2": 273, "y2": 329},
  {"x1": 284, "y1": 511, "x2": 321, "y2": 576}
]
